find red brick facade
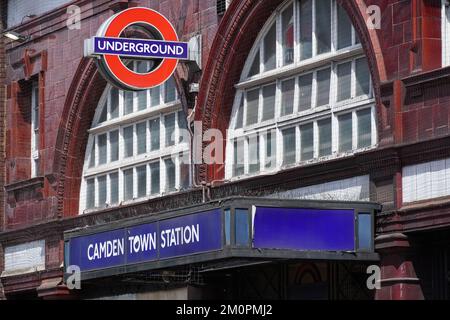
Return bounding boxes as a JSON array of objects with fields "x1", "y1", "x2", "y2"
[{"x1": 0, "y1": 0, "x2": 450, "y2": 299}]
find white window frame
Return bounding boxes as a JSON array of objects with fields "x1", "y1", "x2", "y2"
[
  {"x1": 442, "y1": 0, "x2": 450, "y2": 67},
  {"x1": 31, "y1": 81, "x2": 39, "y2": 178},
  {"x1": 80, "y1": 66, "x2": 190, "y2": 214},
  {"x1": 226, "y1": 0, "x2": 378, "y2": 180}
]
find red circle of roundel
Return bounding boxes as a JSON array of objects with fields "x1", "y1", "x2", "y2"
[{"x1": 103, "y1": 7, "x2": 178, "y2": 90}]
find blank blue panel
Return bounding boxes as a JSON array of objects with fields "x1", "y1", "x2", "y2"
[{"x1": 253, "y1": 207, "x2": 356, "y2": 251}]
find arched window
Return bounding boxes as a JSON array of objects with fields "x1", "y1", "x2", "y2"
[
  {"x1": 80, "y1": 61, "x2": 190, "y2": 213},
  {"x1": 226, "y1": 0, "x2": 377, "y2": 179}
]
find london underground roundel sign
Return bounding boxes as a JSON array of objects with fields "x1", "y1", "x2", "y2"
[{"x1": 84, "y1": 7, "x2": 188, "y2": 91}]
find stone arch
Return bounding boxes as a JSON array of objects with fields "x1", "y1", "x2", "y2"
[{"x1": 195, "y1": 0, "x2": 387, "y2": 183}]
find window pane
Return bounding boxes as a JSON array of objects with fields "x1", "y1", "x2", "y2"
[
  {"x1": 246, "y1": 89, "x2": 259, "y2": 126},
  {"x1": 98, "y1": 176, "x2": 107, "y2": 207},
  {"x1": 150, "y1": 118, "x2": 160, "y2": 151},
  {"x1": 137, "y1": 90, "x2": 147, "y2": 111},
  {"x1": 337, "y1": 5, "x2": 353, "y2": 49},
  {"x1": 137, "y1": 165, "x2": 147, "y2": 197},
  {"x1": 164, "y1": 77, "x2": 176, "y2": 103},
  {"x1": 235, "y1": 97, "x2": 244, "y2": 129},
  {"x1": 248, "y1": 135, "x2": 260, "y2": 174},
  {"x1": 299, "y1": 73, "x2": 313, "y2": 112},
  {"x1": 262, "y1": 84, "x2": 276, "y2": 121},
  {"x1": 136, "y1": 122, "x2": 147, "y2": 155},
  {"x1": 110, "y1": 172, "x2": 118, "y2": 204},
  {"x1": 282, "y1": 127, "x2": 296, "y2": 165},
  {"x1": 110, "y1": 130, "x2": 119, "y2": 162},
  {"x1": 316, "y1": 0, "x2": 331, "y2": 54},
  {"x1": 98, "y1": 101, "x2": 107, "y2": 124},
  {"x1": 150, "y1": 162, "x2": 160, "y2": 195},
  {"x1": 337, "y1": 62, "x2": 352, "y2": 101},
  {"x1": 263, "y1": 23, "x2": 276, "y2": 71},
  {"x1": 98, "y1": 133, "x2": 107, "y2": 165},
  {"x1": 150, "y1": 86, "x2": 160, "y2": 107},
  {"x1": 123, "y1": 168, "x2": 134, "y2": 201},
  {"x1": 281, "y1": 79, "x2": 295, "y2": 116},
  {"x1": 165, "y1": 113, "x2": 176, "y2": 147},
  {"x1": 110, "y1": 87, "x2": 119, "y2": 119},
  {"x1": 265, "y1": 131, "x2": 277, "y2": 169},
  {"x1": 165, "y1": 158, "x2": 176, "y2": 192},
  {"x1": 339, "y1": 113, "x2": 353, "y2": 152},
  {"x1": 89, "y1": 142, "x2": 95, "y2": 168},
  {"x1": 282, "y1": 4, "x2": 294, "y2": 65},
  {"x1": 355, "y1": 58, "x2": 370, "y2": 96},
  {"x1": 357, "y1": 109, "x2": 372, "y2": 148},
  {"x1": 318, "y1": 118, "x2": 332, "y2": 157},
  {"x1": 248, "y1": 50, "x2": 260, "y2": 77},
  {"x1": 137, "y1": 62, "x2": 149, "y2": 111},
  {"x1": 178, "y1": 111, "x2": 187, "y2": 143},
  {"x1": 300, "y1": 123, "x2": 314, "y2": 161},
  {"x1": 316, "y1": 68, "x2": 331, "y2": 107},
  {"x1": 233, "y1": 138, "x2": 245, "y2": 177},
  {"x1": 299, "y1": 0, "x2": 313, "y2": 60},
  {"x1": 123, "y1": 126, "x2": 134, "y2": 158},
  {"x1": 124, "y1": 91, "x2": 134, "y2": 115},
  {"x1": 86, "y1": 179, "x2": 95, "y2": 209}
]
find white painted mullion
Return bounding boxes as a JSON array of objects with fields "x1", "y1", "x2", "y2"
[
  {"x1": 276, "y1": 128, "x2": 283, "y2": 169},
  {"x1": 119, "y1": 168, "x2": 125, "y2": 203},
  {"x1": 371, "y1": 105, "x2": 377, "y2": 145},
  {"x1": 94, "y1": 176, "x2": 99, "y2": 208},
  {"x1": 119, "y1": 90, "x2": 124, "y2": 118},
  {"x1": 260, "y1": 133, "x2": 267, "y2": 172},
  {"x1": 94, "y1": 135, "x2": 98, "y2": 167},
  {"x1": 175, "y1": 155, "x2": 180, "y2": 190},
  {"x1": 243, "y1": 91, "x2": 248, "y2": 128},
  {"x1": 331, "y1": 113, "x2": 338, "y2": 153},
  {"x1": 107, "y1": 88, "x2": 111, "y2": 121},
  {"x1": 331, "y1": 0, "x2": 337, "y2": 53},
  {"x1": 106, "y1": 174, "x2": 111, "y2": 205},
  {"x1": 146, "y1": 163, "x2": 151, "y2": 196},
  {"x1": 174, "y1": 111, "x2": 180, "y2": 146},
  {"x1": 352, "y1": 110, "x2": 358, "y2": 150},
  {"x1": 258, "y1": 87, "x2": 263, "y2": 124},
  {"x1": 351, "y1": 59, "x2": 356, "y2": 99},
  {"x1": 276, "y1": 10, "x2": 282, "y2": 69},
  {"x1": 293, "y1": 0, "x2": 300, "y2": 64},
  {"x1": 311, "y1": 70, "x2": 318, "y2": 109},
  {"x1": 312, "y1": 0, "x2": 317, "y2": 57},
  {"x1": 160, "y1": 158, "x2": 166, "y2": 194},
  {"x1": 330, "y1": 61, "x2": 337, "y2": 109},
  {"x1": 293, "y1": 76, "x2": 300, "y2": 114},
  {"x1": 244, "y1": 137, "x2": 249, "y2": 174},
  {"x1": 295, "y1": 126, "x2": 301, "y2": 163},
  {"x1": 275, "y1": 80, "x2": 281, "y2": 119},
  {"x1": 160, "y1": 114, "x2": 166, "y2": 152},
  {"x1": 132, "y1": 166, "x2": 137, "y2": 199},
  {"x1": 313, "y1": 120, "x2": 319, "y2": 158}
]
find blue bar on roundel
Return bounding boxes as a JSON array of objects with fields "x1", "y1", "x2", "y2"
[{"x1": 93, "y1": 37, "x2": 189, "y2": 60}]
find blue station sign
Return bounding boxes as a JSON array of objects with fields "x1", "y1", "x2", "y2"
[
  {"x1": 67, "y1": 209, "x2": 222, "y2": 272},
  {"x1": 64, "y1": 198, "x2": 379, "y2": 280}
]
